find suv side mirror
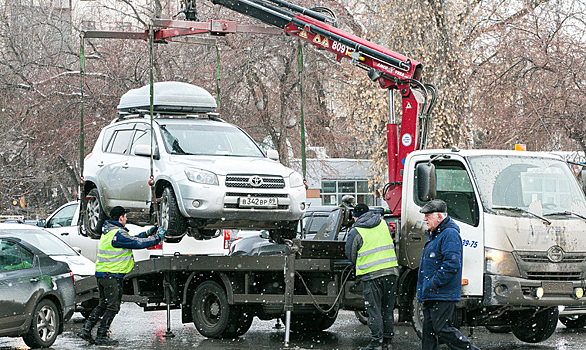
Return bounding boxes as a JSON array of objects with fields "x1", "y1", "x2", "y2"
[
  {"x1": 266, "y1": 149, "x2": 279, "y2": 161},
  {"x1": 134, "y1": 144, "x2": 160, "y2": 160},
  {"x1": 416, "y1": 163, "x2": 437, "y2": 202}
]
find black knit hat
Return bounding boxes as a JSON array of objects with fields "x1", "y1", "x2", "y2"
[
  {"x1": 419, "y1": 199, "x2": 447, "y2": 214},
  {"x1": 353, "y1": 203, "x2": 370, "y2": 218},
  {"x1": 109, "y1": 206, "x2": 129, "y2": 221}
]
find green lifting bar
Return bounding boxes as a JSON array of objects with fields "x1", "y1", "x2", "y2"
[
  {"x1": 79, "y1": 33, "x2": 85, "y2": 200},
  {"x1": 148, "y1": 25, "x2": 160, "y2": 228},
  {"x1": 297, "y1": 38, "x2": 306, "y2": 180}
]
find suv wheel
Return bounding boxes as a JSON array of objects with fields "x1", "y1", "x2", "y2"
[
  {"x1": 160, "y1": 186, "x2": 187, "y2": 242},
  {"x1": 83, "y1": 188, "x2": 106, "y2": 239}
]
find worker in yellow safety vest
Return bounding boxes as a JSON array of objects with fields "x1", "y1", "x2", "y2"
[
  {"x1": 345, "y1": 203, "x2": 399, "y2": 350},
  {"x1": 78, "y1": 206, "x2": 165, "y2": 346}
]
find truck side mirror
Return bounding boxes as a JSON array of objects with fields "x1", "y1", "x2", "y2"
[{"x1": 416, "y1": 163, "x2": 437, "y2": 202}]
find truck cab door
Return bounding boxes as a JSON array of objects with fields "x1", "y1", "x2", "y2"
[{"x1": 401, "y1": 154, "x2": 484, "y2": 297}]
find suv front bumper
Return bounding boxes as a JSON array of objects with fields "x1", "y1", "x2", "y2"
[{"x1": 175, "y1": 179, "x2": 306, "y2": 228}]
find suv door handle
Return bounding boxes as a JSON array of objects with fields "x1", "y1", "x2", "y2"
[
  {"x1": 61, "y1": 232, "x2": 69, "y2": 236},
  {"x1": 29, "y1": 278, "x2": 39, "y2": 283},
  {"x1": 97, "y1": 161, "x2": 104, "y2": 167},
  {"x1": 122, "y1": 163, "x2": 129, "y2": 169}
]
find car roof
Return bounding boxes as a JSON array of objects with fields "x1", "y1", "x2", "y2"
[{"x1": 305, "y1": 205, "x2": 336, "y2": 214}]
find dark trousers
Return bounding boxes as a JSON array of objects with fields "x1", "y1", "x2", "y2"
[
  {"x1": 363, "y1": 275, "x2": 397, "y2": 343},
  {"x1": 84, "y1": 276, "x2": 123, "y2": 337},
  {"x1": 422, "y1": 300, "x2": 480, "y2": 350}
]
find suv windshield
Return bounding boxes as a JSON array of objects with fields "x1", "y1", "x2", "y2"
[
  {"x1": 160, "y1": 122, "x2": 264, "y2": 157},
  {"x1": 468, "y1": 155, "x2": 586, "y2": 216}
]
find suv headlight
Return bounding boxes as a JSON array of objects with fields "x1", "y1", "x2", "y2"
[
  {"x1": 185, "y1": 168, "x2": 218, "y2": 185},
  {"x1": 289, "y1": 171, "x2": 304, "y2": 188},
  {"x1": 485, "y1": 248, "x2": 521, "y2": 277}
]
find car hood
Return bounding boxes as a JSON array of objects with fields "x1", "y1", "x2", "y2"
[
  {"x1": 51, "y1": 255, "x2": 95, "y2": 277},
  {"x1": 167, "y1": 155, "x2": 293, "y2": 177}
]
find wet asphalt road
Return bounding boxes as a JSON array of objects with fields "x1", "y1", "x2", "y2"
[{"x1": 1, "y1": 304, "x2": 586, "y2": 349}]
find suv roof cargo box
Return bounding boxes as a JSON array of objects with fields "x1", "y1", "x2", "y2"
[{"x1": 117, "y1": 81, "x2": 217, "y2": 115}]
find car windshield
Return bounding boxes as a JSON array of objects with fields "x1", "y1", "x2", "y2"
[
  {"x1": 160, "y1": 123, "x2": 264, "y2": 157},
  {"x1": 0, "y1": 229, "x2": 78, "y2": 256},
  {"x1": 468, "y1": 155, "x2": 586, "y2": 216}
]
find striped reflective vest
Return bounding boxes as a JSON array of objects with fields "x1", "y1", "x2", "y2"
[
  {"x1": 355, "y1": 220, "x2": 398, "y2": 276},
  {"x1": 95, "y1": 228, "x2": 134, "y2": 274}
]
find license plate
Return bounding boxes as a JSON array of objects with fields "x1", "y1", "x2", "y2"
[
  {"x1": 239, "y1": 197, "x2": 278, "y2": 208},
  {"x1": 542, "y1": 282, "x2": 573, "y2": 294}
]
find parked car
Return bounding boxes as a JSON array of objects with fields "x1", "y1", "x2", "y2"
[
  {"x1": 0, "y1": 224, "x2": 76, "y2": 348},
  {"x1": 2, "y1": 223, "x2": 98, "y2": 317},
  {"x1": 301, "y1": 205, "x2": 334, "y2": 239},
  {"x1": 40, "y1": 201, "x2": 230, "y2": 262},
  {"x1": 81, "y1": 82, "x2": 306, "y2": 243}
]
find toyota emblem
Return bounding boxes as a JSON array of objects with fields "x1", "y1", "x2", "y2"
[
  {"x1": 248, "y1": 176, "x2": 263, "y2": 187},
  {"x1": 546, "y1": 246, "x2": 564, "y2": 263}
]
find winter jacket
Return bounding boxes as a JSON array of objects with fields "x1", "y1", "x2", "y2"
[
  {"x1": 345, "y1": 211, "x2": 399, "y2": 281},
  {"x1": 416, "y1": 216, "x2": 463, "y2": 302},
  {"x1": 95, "y1": 220, "x2": 160, "y2": 279}
]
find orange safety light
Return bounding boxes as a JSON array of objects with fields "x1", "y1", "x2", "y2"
[
  {"x1": 514, "y1": 144, "x2": 526, "y2": 151},
  {"x1": 461, "y1": 279, "x2": 469, "y2": 286}
]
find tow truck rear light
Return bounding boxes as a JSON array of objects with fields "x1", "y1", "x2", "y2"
[{"x1": 148, "y1": 244, "x2": 162, "y2": 250}]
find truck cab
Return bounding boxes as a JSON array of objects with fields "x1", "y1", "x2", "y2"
[{"x1": 400, "y1": 148, "x2": 586, "y2": 342}]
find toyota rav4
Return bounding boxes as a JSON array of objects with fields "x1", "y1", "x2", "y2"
[{"x1": 82, "y1": 82, "x2": 306, "y2": 243}]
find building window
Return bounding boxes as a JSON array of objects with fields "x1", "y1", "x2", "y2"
[{"x1": 320, "y1": 180, "x2": 375, "y2": 206}]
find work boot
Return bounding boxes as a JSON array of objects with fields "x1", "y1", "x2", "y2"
[
  {"x1": 382, "y1": 337, "x2": 393, "y2": 350},
  {"x1": 77, "y1": 308, "x2": 102, "y2": 344},
  {"x1": 359, "y1": 340, "x2": 383, "y2": 350},
  {"x1": 95, "y1": 309, "x2": 119, "y2": 346}
]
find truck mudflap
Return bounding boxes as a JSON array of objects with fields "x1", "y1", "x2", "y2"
[{"x1": 484, "y1": 274, "x2": 586, "y2": 306}]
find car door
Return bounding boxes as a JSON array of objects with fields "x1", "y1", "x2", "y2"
[
  {"x1": 45, "y1": 202, "x2": 78, "y2": 246},
  {"x1": 0, "y1": 239, "x2": 42, "y2": 332},
  {"x1": 98, "y1": 124, "x2": 135, "y2": 209},
  {"x1": 122, "y1": 123, "x2": 156, "y2": 210}
]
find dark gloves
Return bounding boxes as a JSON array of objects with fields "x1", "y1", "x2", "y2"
[
  {"x1": 147, "y1": 226, "x2": 158, "y2": 236},
  {"x1": 156, "y1": 228, "x2": 167, "y2": 240}
]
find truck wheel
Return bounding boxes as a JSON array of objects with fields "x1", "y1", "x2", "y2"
[
  {"x1": 485, "y1": 325, "x2": 512, "y2": 333},
  {"x1": 512, "y1": 307, "x2": 559, "y2": 343},
  {"x1": 23, "y1": 299, "x2": 60, "y2": 348},
  {"x1": 83, "y1": 188, "x2": 105, "y2": 239},
  {"x1": 355, "y1": 310, "x2": 368, "y2": 325},
  {"x1": 192, "y1": 281, "x2": 238, "y2": 338},
  {"x1": 410, "y1": 290, "x2": 424, "y2": 339},
  {"x1": 80, "y1": 299, "x2": 99, "y2": 319},
  {"x1": 160, "y1": 186, "x2": 187, "y2": 243},
  {"x1": 222, "y1": 306, "x2": 254, "y2": 338},
  {"x1": 560, "y1": 315, "x2": 586, "y2": 329}
]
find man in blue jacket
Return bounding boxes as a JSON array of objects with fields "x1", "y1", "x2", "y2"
[
  {"x1": 78, "y1": 206, "x2": 165, "y2": 346},
  {"x1": 346, "y1": 203, "x2": 399, "y2": 350},
  {"x1": 417, "y1": 199, "x2": 480, "y2": 350}
]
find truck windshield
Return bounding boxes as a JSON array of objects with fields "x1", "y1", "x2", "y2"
[
  {"x1": 160, "y1": 123, "x2": 265, "y2": 157},
  {"x1": 468, "y1": 156, "x2": 586, "y2": 216}
]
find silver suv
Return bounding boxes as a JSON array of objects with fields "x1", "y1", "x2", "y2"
[{"x1": 82, "y1": 82, "x2": 306, "y2": 242}]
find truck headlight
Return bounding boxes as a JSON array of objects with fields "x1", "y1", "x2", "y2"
[
  {"x1": 289, "y1": 171, "x2": 304, "y2": 188},
  {"x1": 185, "y1": 168, "x2": 218, "y2": 185},
  {"x1": 485, "y1": 248, "x2": 521, "y2": 277}
]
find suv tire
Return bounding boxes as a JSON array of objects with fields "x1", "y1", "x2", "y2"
[
  {"x1": 83, "y1": 188, "x2": 106, "y2": 239},
  {"x1": 160, "y1": 186, "x2": 187, "y2": 243}
]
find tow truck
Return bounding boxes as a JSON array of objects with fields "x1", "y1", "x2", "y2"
[{"x1": 80, "y1": 0, "x2": 586, "y2": 345}]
